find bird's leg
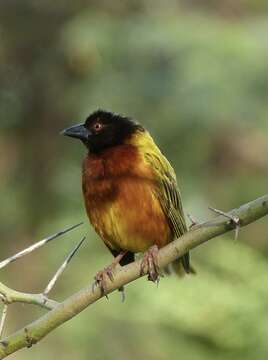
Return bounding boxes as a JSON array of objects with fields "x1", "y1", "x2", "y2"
[
  {"x1": 140, "y1": 245, "x2": 161, "y2": 283},
  {"x1": 93, "y1": 251, "x2": 127, "y2": 296}
]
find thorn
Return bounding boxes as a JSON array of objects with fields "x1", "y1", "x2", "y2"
[
  {"x1": 0, "y1": 222, "x2": 83, "y2": 270},
  {"x1": 43, "y1": 237, "x2": 86, "y2": 296},
  {"x1": 209, "y1": 206, "x2": 240, "y2": 240},
  {"x1": 46, "y1": 222, "x2": 83, "y2": 243},
  {"x1": 0, "y1": 305, "x2": 8, "y2": 339},
  {"x1": 187, "y1": 213, "x2": 199, "y2": 228}
]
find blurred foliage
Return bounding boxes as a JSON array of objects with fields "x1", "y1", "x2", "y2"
[{"x1": 0, "y1": 1, "x2": 267, "y2": 359}]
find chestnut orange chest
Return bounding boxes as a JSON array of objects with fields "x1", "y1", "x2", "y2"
[{"x1": 82, "y1": 144, "x2": 172, "y2": 253}]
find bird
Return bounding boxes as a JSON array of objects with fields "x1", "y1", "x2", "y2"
[{"x1": 62, "y1": 109, "x2": 193, "y2": 292}]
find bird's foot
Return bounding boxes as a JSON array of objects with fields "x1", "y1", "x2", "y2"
[
  {"x1": 92, "y1": 251, "x2": 127, "y2": 298},
  {"x1": 209, "y1": 206, "x2": 241, "y2": 240},
  {"x1": 140, "y1": 245, "x2": 161, "y2": 283},
  {"x1": 93, "y1": 264, "x2": 115, "y2": 298}
]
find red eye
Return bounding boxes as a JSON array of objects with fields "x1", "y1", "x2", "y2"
[{"x1": 93, "y1": 122, "x2": 103, "y2": 132}]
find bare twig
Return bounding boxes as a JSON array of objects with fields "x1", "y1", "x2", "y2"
[
  {"x1": 0, "y1": 223, "x2": 82, "y2": 270},
  {"x1": 0, "y1": 194, "x2": 267, "y2": 359},
  {"x1": 0, "y1": 225, "x2": 84, "y2": 311},
  {"x1": 0, "y1": 282, "x2": 58, "y2": 310},
  {"x1": 43, "y1": 237, "x2": 86, "y2": 296},
  {"x1": 0, "y1": 225, "x2": 86, "y2": 353}
]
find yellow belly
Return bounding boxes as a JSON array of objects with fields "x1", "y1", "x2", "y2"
[{"x1": 85, "y1": 178, "x2": 172, "y2": 253}]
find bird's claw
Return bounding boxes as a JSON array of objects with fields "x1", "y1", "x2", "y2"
[
  {"x1": 92, "y1": 252, "x2": 128, "y2": 299},
  {"x1": 93, "y1": 265, "x2": 115, "y2": 298},
  {"x1": 140, "y1": 245, "x2": 161, "y2": 283},
  {"x1": 209, "y1": 206, "x2": 241, "y2": 240}
]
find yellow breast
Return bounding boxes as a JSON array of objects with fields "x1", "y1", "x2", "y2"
[{"x1": 82, "y1": 145, "x2": 172, "y2": 253}]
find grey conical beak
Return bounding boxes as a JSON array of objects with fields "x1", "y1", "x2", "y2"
[{"x1": 61, "y1": 123, "x2": 91, "y2": 142}]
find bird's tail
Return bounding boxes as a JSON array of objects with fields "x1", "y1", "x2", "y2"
[{"x1": 165, "y1": 252, "x2": 196, "y2": 277}]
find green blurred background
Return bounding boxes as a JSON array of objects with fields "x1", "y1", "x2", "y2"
[{"x1": 0, "y1": 1, "x2": 268, "y2": 359}]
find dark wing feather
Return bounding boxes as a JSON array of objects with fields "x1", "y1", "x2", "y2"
[{"x1": 144, "y1": 150, "x2": 191, "y2": 273}]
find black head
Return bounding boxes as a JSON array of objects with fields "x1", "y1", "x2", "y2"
[{"x1": 62, "y1": 110, "x2": 143, "y2": 153}]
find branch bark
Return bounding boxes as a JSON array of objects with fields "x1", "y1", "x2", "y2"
[
  {"x1": 0, "y1": 194, "x2": 267, "y2": 358},
  {"x1": 0, "y1": 282, "x2": 58, "y2": 311}
]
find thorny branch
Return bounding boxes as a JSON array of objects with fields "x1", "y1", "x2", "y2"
[
  {"x1": 0, "y1": 282, "x2": 58, "y2": 311},
  {"x1": 0, "y1": 223, "x2": 82, "y2": 270},
  {"x1": 0, "y1": 194, "x2": 267, "y2": 359},
  {"x1": 0, "y1": 223, "x2": 84, "y2": 341}
]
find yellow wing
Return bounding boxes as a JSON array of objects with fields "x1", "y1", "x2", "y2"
[{"x1": 132, "y1": 130, "x2": 191, "y2": 273}]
